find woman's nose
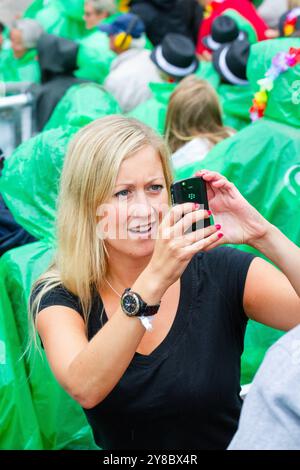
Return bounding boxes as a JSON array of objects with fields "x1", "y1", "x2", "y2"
[{"x1": 130, "y1": 192, "x2": 153, "y2": 218}]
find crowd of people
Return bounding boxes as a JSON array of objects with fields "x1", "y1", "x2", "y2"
[{"x1": 0, "y1": 0, "x2": 300, "y2": 451}]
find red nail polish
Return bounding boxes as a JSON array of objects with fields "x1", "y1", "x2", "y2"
[
  {"x1": 207, "y1": 210, "x2": 212, "y2": 216},
  {"x1": 218, "y1": 232, "x2": 224, "y2": 239},
  {"x1": 193, "y1": 203, "x2": 200, "y2": 210},
  {"x1": 215, "y1": 224, "x2": 221, "y2": 230}
]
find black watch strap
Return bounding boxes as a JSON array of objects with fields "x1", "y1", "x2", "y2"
[{"x1": 121, "y1": 288, "x2": 161, "y2": 317}]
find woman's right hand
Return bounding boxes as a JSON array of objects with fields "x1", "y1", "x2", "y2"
[{"x1": 141, "y1": 203, "x2": 222, "y2": 300}]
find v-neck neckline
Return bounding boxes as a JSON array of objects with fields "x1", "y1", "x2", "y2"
[{"x1": 96, "y1": 259, "x2": 195, "y2": 366}]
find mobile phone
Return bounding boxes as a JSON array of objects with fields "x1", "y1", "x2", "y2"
[{"x1": 170, "y1": 177, "x2": 211, "y2": 231}]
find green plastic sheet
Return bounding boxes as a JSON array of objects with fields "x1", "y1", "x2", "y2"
[
  {"x1": 127, "y1": 81, "x2": 176, "y2": 134},
  {"x1": 0, "y1": 126, "x2": 77, "y2": 242},
  {"x1": 174, "y1": 39, "x2": 300, "y2": 384},
  {"x1": 45, "y1": 82, "x2": 120, "y2": 130},
  {"x1": 247, "y1": 38, "x2": 300, "y2": 128},
  {"x1": 0, "y1": 89, "x2": 119, "y2": 446},
  {"x1": 0, "y1": 262, "x2": 43, "y2": 449},
  {"x1": 75, "y1": 31, "x2": 116, "y2": 84},
  {"x1": 0, "y1": 83, "x2": 120, "y2": 241},
  {"x1": 23, "y1": 0, "x2": 48, "y2": 19},
  {"x1": 218, "y1": 83, "x2": 253, "y2": 131}
]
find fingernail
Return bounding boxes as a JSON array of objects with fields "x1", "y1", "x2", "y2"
[
  {"x1": 215, "y1": 224, "x2": 221, "y2": 230},
  {"x1": 218, "y1": 232, "x2": 224, "y2": 239},
  {"x1": 207, "y1": 210, "x2": 212, "y2": 216},
  {"x1": 193, "y1": 203, "x2": 200, "y2": 210}
]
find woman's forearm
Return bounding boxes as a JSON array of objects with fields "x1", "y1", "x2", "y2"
[
  {"x1": 67, "y1": 269, "x2": 165, "y2": 409},
  {"x1": 251, "y1": 222, "x2": 300, "y2": 299}
]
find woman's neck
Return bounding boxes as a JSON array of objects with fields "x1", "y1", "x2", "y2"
[{"x1": 105, "y1": 250, "x2": 152, "y2": 293}]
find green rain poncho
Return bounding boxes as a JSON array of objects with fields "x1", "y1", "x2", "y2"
[
  {"x1": 0, "y1": 128, "x2": 98, "y2": 449},
  {"x1": 175, "y1": 38, "x2": 300, "y2": 384},
  {"x1": 27, "y1": 0, "x2": 86, "y2": 40},
  {"x1": 1, "y1": 83, "x2": 120, "y2": 241},
  {"x1": 0, "y1": 48, "x2": 40, "y2": 83},
  {"x1": 75, "y1": 30, "x2": 116, "y2": 84}
]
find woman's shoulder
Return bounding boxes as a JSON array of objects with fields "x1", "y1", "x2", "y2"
[
  {"x1": 190, "y1": 246, "x2": 257, "y2": 279},
  {"x1": 30, "y1": 281, "x2": 84, "y2": 318}
]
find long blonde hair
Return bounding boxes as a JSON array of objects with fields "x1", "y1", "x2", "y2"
[
  {"x1": 164, "y1": 75, "x2": 232, "y2": 153},
  {"x1": 30, "y1": 115, "x2": 173, "y2": 338}
]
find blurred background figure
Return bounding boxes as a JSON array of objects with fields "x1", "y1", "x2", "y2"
[
  {"x1": 150, "y1": 33, "x2": 199, "y2": 82},
  {"x1": 197, "y1": 0, "x2": 268, "y2": 56},
  {"x1": 165, "y1": 75, "x2": 232, "y2": 171},
  {"x1": 202, "y1": 15, "x2": 246, "y2": 54},
  {"x1": 84, "y1": 0, "x2": 116, "y2": 30},
  {"x1": 129, "y1": 0, "x2": 204, "y2": 46},
  {"x1": 0, "y1": 192, "x2": 37, "y2": 257},
  {"x1": 0, "y1": 18, "x2": 43, "y2": 82},
  {"x1": 101, "y1": 13, "x2": 162, "y2": 112},
  {"x1": 212, "y1": 38, "x2": 250, "y2": 85},
  {"x1": 10, "y1": 18, "x2": 43, "y2": 59}
]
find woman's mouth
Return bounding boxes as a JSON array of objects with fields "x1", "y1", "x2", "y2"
[{"x1": 128, "y1": 222, "x2": 156, "y2": 239}]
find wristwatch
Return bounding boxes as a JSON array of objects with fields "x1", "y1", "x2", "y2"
[{"x1": 121, "y1": 288, "x2": 161, "y2": 317}]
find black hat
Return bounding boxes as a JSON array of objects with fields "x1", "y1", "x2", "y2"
[
  {"x1": 150, "y1": 33, "x2": 199, "y2": 79},
  {"x1": 203, "y1": 15, "x2": 245, "y2": 51},
  {"x1": 279, "y1": 8, "x2": 300, "y2": 37},
  {"x1": 212, "y1": 38, "x2": 250, "y2": 86}
]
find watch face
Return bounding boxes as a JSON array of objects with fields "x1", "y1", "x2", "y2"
[{"x1": 122, "y1": 293, "x2": 140, "y2": 316}]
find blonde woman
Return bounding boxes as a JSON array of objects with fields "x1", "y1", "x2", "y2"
[
  {"x1": 31, "y1": 115, "x2": 300, "y2": 450},
  {"x1": 164, "y1": 75, "x2": 233, "y2": 172}
]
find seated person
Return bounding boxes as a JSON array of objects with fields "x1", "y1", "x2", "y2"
[
  {"x1": 164, "y1": 75, "x2": 233, "y2": 171},
  {"x1": 130, "y1": 0, "x2": 203, "y2": 46},
  {"x1": 30, "y1": 34, "x2": 88, "y2": 131},
  {"x1": 212, "y1": 38, "x2": 250, "y2": 85},
  {"x1": 0, "y1": 19, "x2": 44, "y2": 83},
  {"x1": 197, "y1": 0, "x2": 268, "y2": 55},
  {"x1": 10, "y1": 19, "x2": 43, "y2": 60},
  {"x1": 84, "y1": 0, "x2": 117, "y2": 30}
]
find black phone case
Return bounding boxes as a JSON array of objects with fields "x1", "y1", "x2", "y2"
[{"x1": 170, "y1": 177, "x2": 211, "y2": 230}]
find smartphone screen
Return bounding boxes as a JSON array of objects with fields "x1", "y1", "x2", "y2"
[{"x1": 170, "y1": 177, "x2": 211, "y2": 231}]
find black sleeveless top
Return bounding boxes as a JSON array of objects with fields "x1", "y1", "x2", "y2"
[{"x1": 32, "y1": 247, "x2": 256, "y2": 450}]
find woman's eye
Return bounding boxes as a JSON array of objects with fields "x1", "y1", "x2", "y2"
[
  {"x1": 149, "y1": 184, "x2": 163, "y2": 192},
  {"x1": 115, "y1": 189, "x2": 130, "y2": 198}
]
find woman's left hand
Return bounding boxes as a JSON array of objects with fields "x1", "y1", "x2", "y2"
[{"x1": 195, "y1": 170, "x2": 270, "y2": 247}]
